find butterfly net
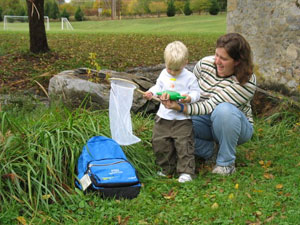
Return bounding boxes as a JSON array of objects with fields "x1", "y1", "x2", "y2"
[{"x1": 109, "y1": 79, "x2": 141, "y2": 145}]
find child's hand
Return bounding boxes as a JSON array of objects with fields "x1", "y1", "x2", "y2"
[
  {"x1": 143, "y1": 91, "x2": 153, "y2": 100},
  {"x1": 180, "y1": 94, "x2": 191, "y2": 103}
]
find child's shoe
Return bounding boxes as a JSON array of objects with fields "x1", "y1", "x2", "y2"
[
  {"x1": 157, "y1": 171, "x2": 167, "y2": 177},
  {"x1": 178, "y1": 173, "x2": 192, "y2": 183}
]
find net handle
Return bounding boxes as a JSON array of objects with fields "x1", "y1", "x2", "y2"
[{"x1": 109, "y1": 77, "x2": 161, "y2": 102}]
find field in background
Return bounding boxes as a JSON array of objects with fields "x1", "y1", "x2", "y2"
[
  {"x1": 0, "y1": 14, "x2": 225, "y2": 94},
  {"x1": 0, "y1": 14, "x2": 226, "y2": 34}
]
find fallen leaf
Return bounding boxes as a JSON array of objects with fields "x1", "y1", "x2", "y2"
[
  {"x1": 235, "y1": 183, "x2": 239, "y2": 189},
  {"x1": 263, "y1": 173, "x2": 274, "y2": 179},
  {"x1": 246, "y1": 221, "x2": 261, "y2": 225},
  {"x1": 259, "y1": 160, "x2": 264, "y2": 166},
  {"x1": 245, "y1": 152, "x2": 254, "y2": 160},
  {"x1": 2, "y1": 173, "x2": 18, "y2": 181},
  {"x1": 246, "y1": 192, "x2": 252, "y2": 199},
  {"x1": 88, "y1": 201, "x2": 95, "y2": 207},
  {"x1": 264, "y1": 212, "x2": 278, "y2": 222},
  {"x1": 255, "y1": 211, "x2": 262, "y2": 216},
  {"x1": 12, "y1": 195, "x2": 24, "y2": 203},
  {"x1": 209, "y1": 194, "x2": 216, "y2": 199},
  {"x1": 211, "y1": 202, "x2": 219, "y2": 209},
  {"x1": 42, "y1": 194, "x2": 51, "y2": 200},
  {"x1": 17, "y1": 216, "x2": 27, "y2": 225},
  {"x1": 265, "y1": 161, "x2": 272, "y2": 168},
  {"x1": 162, "y1": 189, "x2": 177, "y2": 200},
  {"x1": 276, "y1": 184, "x2": 283, "y2": 189},
  {"x1": 123, "y1": 216, "x2": 130, "y2": 225},
  {"x1": 138, "y1": 220, "x2": 149, "y2": 225},
  {"x1": 228, "y1": 193, "x2": 234, "y2": 199}
]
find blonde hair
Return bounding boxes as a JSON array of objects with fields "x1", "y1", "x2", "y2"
[{"x1": 164, "y1": 41, "x2": 188, "y2": 71}]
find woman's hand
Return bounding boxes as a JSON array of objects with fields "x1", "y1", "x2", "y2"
[
  {"x1": 180, "y1": 94, "x2": 191, "y2": 103},
  {"x1": 160, "y1": 92, "x2": 182, "y2": 110},
  {"x1": 161, "y1": 99, "x2": 179, "y2": 110}
]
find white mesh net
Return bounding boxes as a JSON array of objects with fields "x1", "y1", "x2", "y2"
[{"x1": 109, "y1": 80, "x2": 141, "y2": 145}]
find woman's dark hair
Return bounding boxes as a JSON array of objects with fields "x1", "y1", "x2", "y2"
[{"x1": 216, "y1": 33, "x2": 254, "y2": 85}]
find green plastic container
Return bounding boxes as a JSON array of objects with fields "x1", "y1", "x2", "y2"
[{"x1": 156, "y1": 91, "x2": 186, "y2": 101}]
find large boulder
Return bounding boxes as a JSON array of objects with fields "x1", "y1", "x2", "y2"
[{"x1": 48, "y1": 68, "x2": 159, "y2": 113}]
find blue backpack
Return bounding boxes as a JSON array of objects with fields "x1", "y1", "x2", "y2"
[{"x1": 76, "y1": 136, "x2": 141, "y2": 199}]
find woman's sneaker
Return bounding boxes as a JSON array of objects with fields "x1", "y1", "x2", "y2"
[
  {"x1": 212, "y1": 165, "x2": 236, "y2": 175},
  {"x1": 178, "y1": 173, "x2": 192, "y2": 183}
]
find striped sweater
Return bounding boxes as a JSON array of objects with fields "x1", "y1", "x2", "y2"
[{"x1": 187, "y1": 55, "x2": 257, "y2": 124}]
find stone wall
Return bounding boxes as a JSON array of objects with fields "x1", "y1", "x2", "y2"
[{"x1": 227, "y1": 0, "x2": 300, "y2": 93}]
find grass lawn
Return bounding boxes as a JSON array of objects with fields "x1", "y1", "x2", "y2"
[
  {"x1": 1, "y1": 14, "x2": 226, "y2": 34},
  {"x1": 1, "y1": 14, "x2": 300, "y2": 224}
]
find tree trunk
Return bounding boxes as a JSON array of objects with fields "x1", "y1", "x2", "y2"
[{"x1": 26, "y1": 0, "x2": 49, "y2": 53}]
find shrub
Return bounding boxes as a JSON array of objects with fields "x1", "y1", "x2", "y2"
[
  {"x1": 209, "y1": 0, "x2": 220, "y2": 15},
  {"x1": 75, "y1": 7, "x2": 84, "y2": 21},
  {"x1": 184, "y1": 0, "x2": 193, "y2": 15},
  {"x1": 167, "y1": 0, "x2": 176, "y2": 17}
]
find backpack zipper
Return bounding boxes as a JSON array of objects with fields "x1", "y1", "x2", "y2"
[{"x1": 88, "y1": 160, "x2": 126, "y2": 168}]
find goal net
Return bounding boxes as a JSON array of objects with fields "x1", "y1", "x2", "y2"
[
  {"x1": 61, "y1": 17, "x2": 74, "y2": 30},
  {"x1": 3, "y1": 15, "x2": 50, "y2": 31}
]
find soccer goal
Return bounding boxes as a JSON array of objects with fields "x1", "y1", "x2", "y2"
[
  {"x1": 61, "y1": 17, "x2": 74, "y2": 30},
  {"x1": 3, "y1": 15, "x2": 50, "y2": 31}
]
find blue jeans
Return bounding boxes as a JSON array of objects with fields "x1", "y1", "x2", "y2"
[{"x1": 192, "y1": 102, "x2": 253, "y2": 166}]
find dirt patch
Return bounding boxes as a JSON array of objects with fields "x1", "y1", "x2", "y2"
[{"x1": 251, "y1": 91, "x2": 279, "y2": 117}]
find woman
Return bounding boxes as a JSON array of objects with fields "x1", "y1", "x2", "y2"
[{"x1": 161, "y1": 33, "x2": 256, "y2": 175}]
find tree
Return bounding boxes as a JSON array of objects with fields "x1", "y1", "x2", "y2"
[
  {"x1": 5, "y1": 0, "x2": 20, "y2": 14},
  {"x1": 75, "y1": 6, "x2": 84, "y2": 21},
  {"x1": 128, "y1": 0, "x2": 145, "y2": 16},
  {"x1": 191, "y1": 0, "x2": 211, "y2": 14},
  {"x1": 209, "y1": 0, "x2": 220, "y2": 15},
  {"x1": 50, "y1": 1, "x2": 60, "y2": 19},
  {"x1": 138, "y1": 0, "x2": 151, "y2": 14},
  {"x1": 44, "y1": 1, "x2": 51, "y2": 16},
  {"x1": 61, "y1": 8, "x2": 70, "y2": 19},
  {"x1": 217, "y1": 0, "x2": 227, "y2": 11},
  {"x1": 0, "y1": 7, "x2": 3, "y2": 22},
  {"x1": 184, "y1": 0, "x2": 192, "y2": 15},
  {"x1": 16, "y1": 5, "x2": 26, "y2": 16},
  {"x1": 167, "y1": 0, "x2": 176, "y2": 17},
  {"x1": 149, "y1": 1, "x2": 167, "y2": 17},
  {"x1": 26, "y1": 0, "x2": 49, "y2": 53}
]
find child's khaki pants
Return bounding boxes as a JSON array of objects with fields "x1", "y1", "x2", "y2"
[{"x1": 152, "y1": 116, "x2": 195, "y2": 175}]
